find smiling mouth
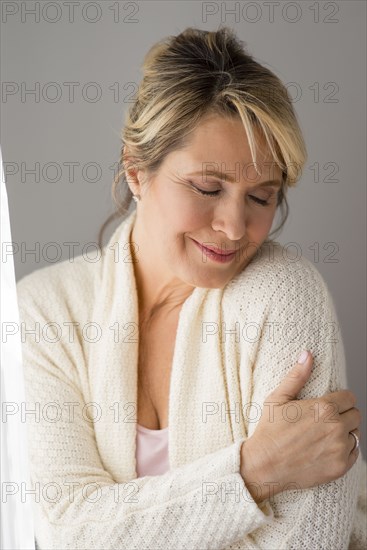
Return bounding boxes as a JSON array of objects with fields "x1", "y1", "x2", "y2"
[
  {"x1": 191, "y1": 239, "x2": 242, "y2": 263},
  {"x1": 192, "y1": 239, "x2": 238, "y2": 256}
]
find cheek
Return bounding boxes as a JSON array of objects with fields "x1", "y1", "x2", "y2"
[
  {"x1": 147, "y1": 193, "x2": 201, "y2": 252},
  {"x1": 246, "y1": 208, "x2": 276, "y2": 239},
  {"x1": 166, "y1": 200, "x2": 205, "y2": 235},
  {"x1": 155, "y1": 184, "x2": 202, "y2": 221}
]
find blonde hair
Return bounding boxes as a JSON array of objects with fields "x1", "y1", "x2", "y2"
[{"x1": 97, "y1": 25, "x2": 307, "y2": 250}]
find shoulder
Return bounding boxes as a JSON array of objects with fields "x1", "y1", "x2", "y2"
[
  {"x1": 223, "y1": 240, "x2": 334, "y2": 319},
  {"x1": 223, "y1": 241, "x2": 347, "y2": 398},
  {"x1": 16, "y1": 211, "x2": 135, "y2": 325},
  {"x1": 16, "y1": 250, "x2": 102, "y2": 323}
]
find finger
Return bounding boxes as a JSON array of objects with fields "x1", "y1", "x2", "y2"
[
  {"x1": 346, "y1": 440, "x2": 360, "y2": 473},
  {"x1": 340, "y1": 407, "x2": 362, "y2": 433},
  {"x1": 348, "y1": 429, "x2": 361, "y2": 454},
  {"x1": 268, "y1": 354, "x2": 313, "y2": 405},
  {"x1": 321, "y1": 389, "x2": 356, "y2": 414}
]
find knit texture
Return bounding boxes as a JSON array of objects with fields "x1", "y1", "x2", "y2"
[{"x1": 16, "y1": 209, "x2": 366, "y2": 549}]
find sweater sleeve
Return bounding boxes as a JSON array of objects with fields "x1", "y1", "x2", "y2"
[
  {"x1": 228, "y1": 253, "x2": 367, "y2": 550},
  {"x1": 16, "y1": 272, "x2": 275, "y2": 550}
]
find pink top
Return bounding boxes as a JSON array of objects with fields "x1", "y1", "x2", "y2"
[{"x1": 135, "y1": 423, "x2": 170, "y2": 477}]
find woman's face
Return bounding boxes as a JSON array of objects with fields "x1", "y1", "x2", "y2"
[{"x1": 130, "y1": 114, "x2": 283, "y2": 292}]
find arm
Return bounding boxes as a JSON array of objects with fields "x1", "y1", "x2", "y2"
[
  {"x1": 230, "y1": 252, "x2": 366, "y2": 550},
  {"x1": 16, "y1": 273, "x2": 274, "y2": 550}
]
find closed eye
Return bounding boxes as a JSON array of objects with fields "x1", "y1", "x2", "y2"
[
  {"x1": 249, "y1": 196, "x2": 269, "y2": 206},
  {"x1": 192, "y1": 186, "x2": 270, "y2": 206}
]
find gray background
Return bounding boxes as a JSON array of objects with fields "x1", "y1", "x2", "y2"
[{"x1": 1, "y1": 1, "x2": 366, "y2": 456}]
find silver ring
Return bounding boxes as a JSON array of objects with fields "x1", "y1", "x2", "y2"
[{"x1": 350, "y1": 431, "x2": 360, "y2": 452}]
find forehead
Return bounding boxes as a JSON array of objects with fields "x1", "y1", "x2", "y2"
[{"x1": 166, "y1": 114, "x2": 282, "y2": 182}]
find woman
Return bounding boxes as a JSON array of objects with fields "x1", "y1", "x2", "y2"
[{"x1": 18, "y1": 27, "x2": 366, "y2": 549}]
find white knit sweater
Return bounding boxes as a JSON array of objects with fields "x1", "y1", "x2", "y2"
[{"x1": 16, "y1": 208, "x2": 366, "y2": 550}]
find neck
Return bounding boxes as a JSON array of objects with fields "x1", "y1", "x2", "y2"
[{"x1": 135, "y1": 273, "x2": 194, "y2": 320}]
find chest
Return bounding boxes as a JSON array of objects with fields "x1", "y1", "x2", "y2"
[{"x1": 137, "y1": 311, "x2": 180, "y2": 430}]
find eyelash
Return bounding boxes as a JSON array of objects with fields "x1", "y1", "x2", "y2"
[{"x1": 192, "y1": 186, "x2": 271, "y2": 206}]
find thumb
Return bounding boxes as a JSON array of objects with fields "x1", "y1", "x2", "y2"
[{"x1": 267, "y1": 350, "x2": 313, "y2": 405}]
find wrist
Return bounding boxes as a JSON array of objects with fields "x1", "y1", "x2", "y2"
[{"x1": 240, "y1": 438, "x2": 280, "y2": 504}]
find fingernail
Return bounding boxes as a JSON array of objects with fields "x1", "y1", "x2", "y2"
[{"x1": 298, "y1": 350, "x2": 309, "y2": 364}]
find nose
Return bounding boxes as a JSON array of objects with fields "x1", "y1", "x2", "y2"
[{"x1": 210, "y1": 197, "x2": 247, "y2": 243}]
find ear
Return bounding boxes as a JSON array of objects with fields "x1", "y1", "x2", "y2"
[{"x1": 122, "y1": 145, "x2": 146, "y2": 196}]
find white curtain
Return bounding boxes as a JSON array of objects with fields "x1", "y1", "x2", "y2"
[{"x1": 1, "y1": 145, "x2": 35, "y2": 550}]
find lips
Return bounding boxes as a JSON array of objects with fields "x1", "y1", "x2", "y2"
[{"x1": 193, "y1": 240, "x2": 237, "y2": 256}]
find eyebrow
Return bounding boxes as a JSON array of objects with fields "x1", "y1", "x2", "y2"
[{"x1": 187, "y1": 170, "x2": 282, "y2": 188}]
